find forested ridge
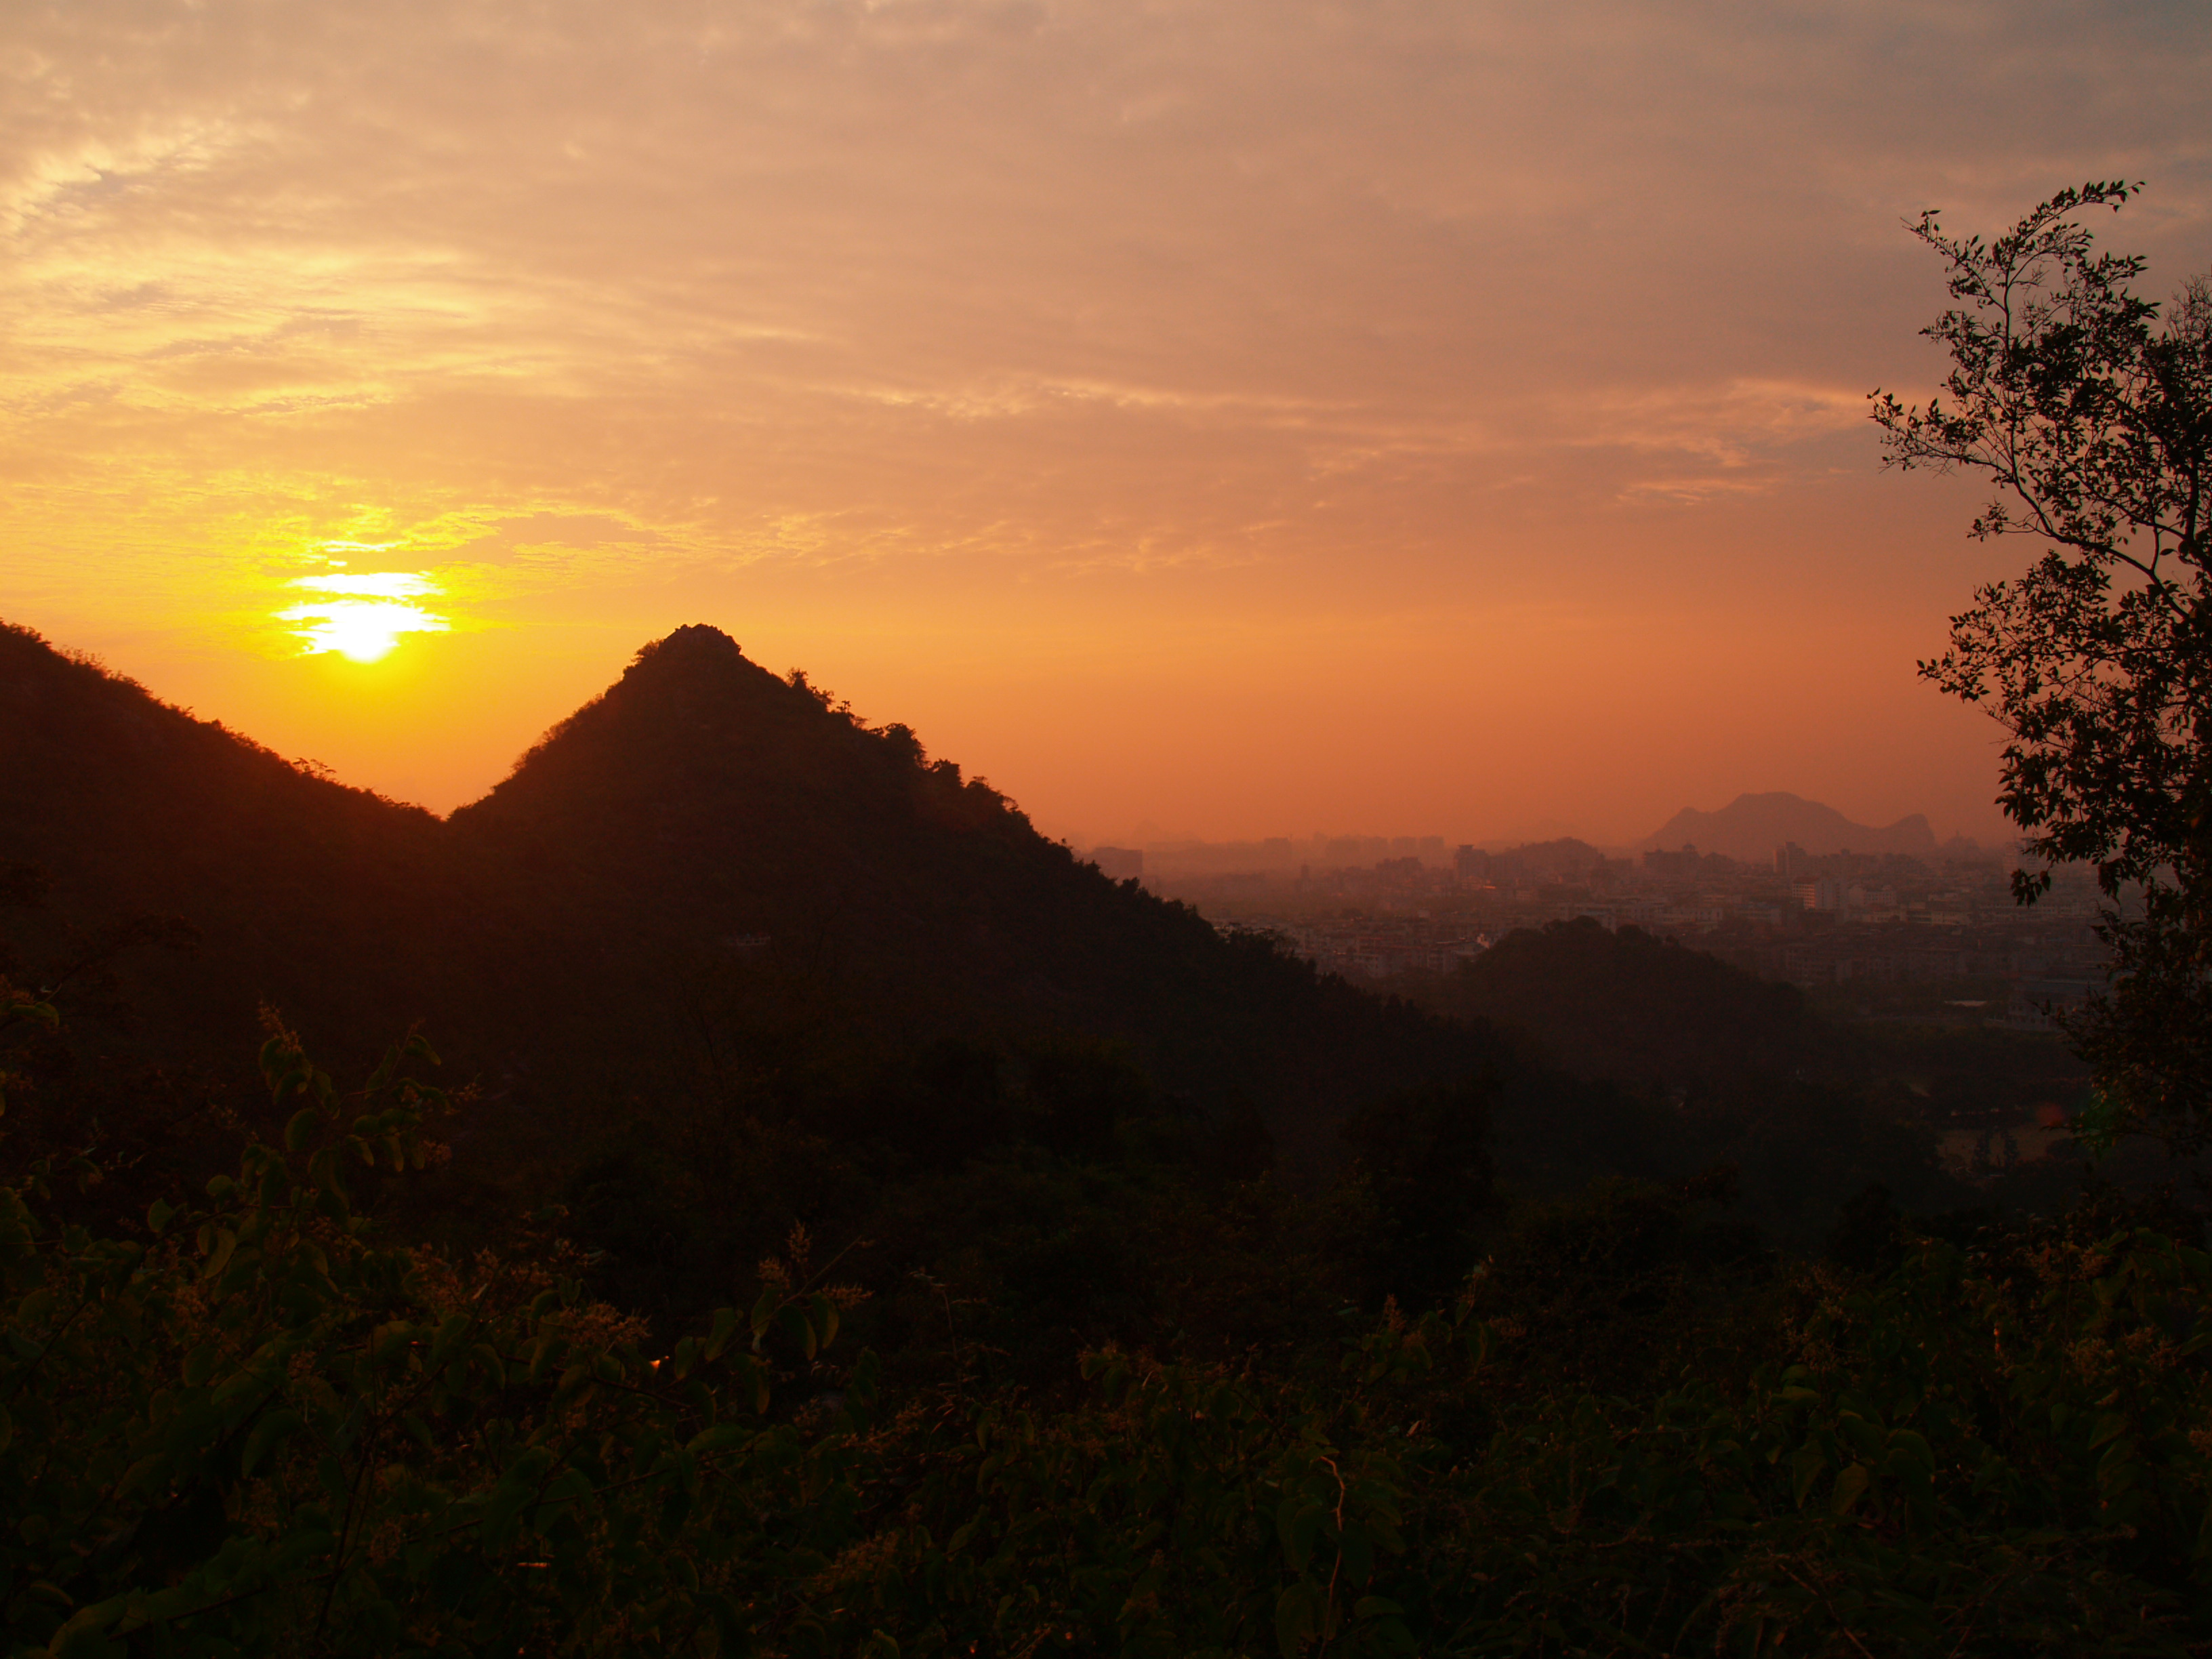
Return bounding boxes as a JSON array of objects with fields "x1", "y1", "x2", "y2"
[
  {"x1": 0, "y1": 621, "x2": 1483, "y2": 1158},
  {"x1": 3, "y1": 617, "x2": 2209, "y2": 1656}
]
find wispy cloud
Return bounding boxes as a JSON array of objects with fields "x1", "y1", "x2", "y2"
[{"x1": 1, "y1": 0, "x2": 2206, "y2": 832}]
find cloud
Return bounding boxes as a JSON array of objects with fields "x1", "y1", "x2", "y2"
[
  {"x1": 5, "y1": 4, "x2": 2204, "y2": 512},
  {"x1": 434, "y1": 510, "x2": 667, "y2": 566},
  {"x1": 1, "y1": 0, "x2": 2206, "y2": 831}
]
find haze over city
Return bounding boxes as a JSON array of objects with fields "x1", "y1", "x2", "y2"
[{"x1": 5, "y1": 0, "x2": 2209, "y2": 843}]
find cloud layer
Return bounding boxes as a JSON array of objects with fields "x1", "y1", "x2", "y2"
[{"x1": 4, "y1": 0, "x2": 2209, "y2": 836}]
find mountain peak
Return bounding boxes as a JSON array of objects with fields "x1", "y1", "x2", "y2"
[
  {"x1": 632, "y1": 623, "x2": 743, "y2": 667},
  {"x1": 1642, "y1": 792, "x2": 1937, "y2": 860},
  {"x1": 606, "y1": 623, "x2": 766, "y2": 708}
]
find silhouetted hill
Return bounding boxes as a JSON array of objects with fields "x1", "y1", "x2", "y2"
[
  {"x1": 1642, "y1": 792, "x2": 1936, "y2": 860},
  {"x1": 0, "y1": 624, "x2": 458, "y2": 1067},
  {"x1": 1385, "y1": 920, "x2": 1952, "y2": 1231},
  {"x1": 1411, "y1": 917, "x2": 1845, "y2": 1089},
  {"x1": 1, "y1": 621, "x2": 1973, "y2": 1330},
  {"x1": 0, "y1": 621, "x2": 1498, "y2": 1179},
  {"x1": 444, "y1": 626, "x2": 1487, "y2": 1147}
]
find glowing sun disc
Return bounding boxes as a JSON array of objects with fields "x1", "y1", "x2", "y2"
[{"x1": 279, "y1": 597, "x2": 450, "y2": 663}]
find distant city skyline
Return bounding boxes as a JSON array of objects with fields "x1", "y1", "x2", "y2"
[{"x1": 1063, "y1": 792, "x2": 2009, "y2": 865}]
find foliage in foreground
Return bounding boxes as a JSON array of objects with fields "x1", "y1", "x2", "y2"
[
  {"x1": 1, "y1": 1024, "x2": 876, "y2": 1658},
  {"x1": 6, "y1": 1027, "x2": 2212, "y2": 1656}
]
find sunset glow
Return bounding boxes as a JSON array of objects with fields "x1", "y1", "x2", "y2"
[
  {"x1": 1, "y1": 1, "x2": 2207, "y2": 841},
  {"x1": 12, "y1": 6, "x2": 2211, "y2": 1631}
]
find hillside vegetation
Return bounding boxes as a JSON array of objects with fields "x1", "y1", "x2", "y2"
[{"x1": 3, "y1": 620, "x2": 2204, "y2": 1656}]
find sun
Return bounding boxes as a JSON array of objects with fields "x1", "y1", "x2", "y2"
[
  {"x1": 279, "y1": 571, "x2": 450, "y2": 663},
  {"x1": 283, "y1": 599, "x2": 446, "y2": 662}
]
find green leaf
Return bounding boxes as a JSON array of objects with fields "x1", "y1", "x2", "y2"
[
  {"x1": 778, "y1": 1304, "x2": 816, "y2": 1361},
  {"x1": 1885, "y1": 1428, "x2": 1934, "y2": 1471},
  {"x1": 241, "y1": 1410, "x2": 303, "y2": 1477},
  {"x1": 2072, "y1": 1087, "x2": 2129, "y2": 1160},
  {"x1": 1277, "y1": 1498, "x2": 1324, "y2": 1573},
  {"x1": 705, "y1": 1307, "x2": 741, "y2": 1361},
  {"x1": 1837, "y1": 1412, "x2": 1885, "y2": 1460},
  {"x1": 1275, "y1": 1582, "x2": 1320, "y2": 1659},
  {"x1": 848, "y1": 1347, "x2": 882, "y2": 1413},
  {"x1": 730, "y1": 1352, "x2": 769, "y2": 1414},
  {"x1": 1791, "y1": 1446, "x2": 1826, "y2": 1509},
  {"x1": 687, "y1": 1422, "x2": 753, "y2": 1457},
  {"x1": 428, "y1": 1312, "x2": 474, "y2": 1374},
  {"x1": 540, "y1": 1467, "x2": 594, "y2": 1510},
  {"x1": 469, "y1": 1342, "x2": 508, "y2": 1392},
  {"x1": 284, "y1": 1107, "x2": 319, "y2": 1152},
  {"x1": 479, "y1": 1482, "x2": 533, "y2": 1552},
  {"x1": 114, "y1": 1454, "x2": 165, "y2": 1500},
  {"x1": 46, "y1": 1595, "x2": 127, "y2": 1656},
  {"x1": 1341, "y1": 1523, "x2": 1374, "y2": 1586},
  {"x1": 1830, "y1": 1462, "x2": 1872, "y2": 1517},
  {"x1": 749, "y1": 1286, "x2": 779, "y2": 1344},
  {"x1": 146, "y1": 1198, "x2": 174, "y2": 1235}
]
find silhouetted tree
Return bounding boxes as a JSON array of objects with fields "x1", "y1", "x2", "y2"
[{"x1": 1875, "y1": 182, "x2": 2212, "y2": 1145}]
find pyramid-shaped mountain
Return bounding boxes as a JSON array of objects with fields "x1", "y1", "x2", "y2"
[
  {"x1": 449, "y1": 623, "x2": 1122, "y2": 1025},
  {"x1": 0, "y1": 621, "x2": 1490, "y2": 1164},
  {"x1": 443, "y1": 626, "x2": 1482, "y2": 1140},
  {"x1": 1641, "y1": 792, "x2": 1937, "y2": 861}
]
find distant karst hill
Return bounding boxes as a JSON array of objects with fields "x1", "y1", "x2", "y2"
[{"x1": 1641, "y1": 792, "x2": 1938, "y2": 861}]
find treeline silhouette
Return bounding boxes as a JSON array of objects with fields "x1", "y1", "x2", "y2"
[
  {"x1": 1380, "y1": 917, "x2": 2102, "y2": 1231},
  {"x1": 0, "y1": 623, "x2": 1494, "y2": 1217},
  {"x1": 3, "y1": 621, "x2": 2203, "y2": 1656}
]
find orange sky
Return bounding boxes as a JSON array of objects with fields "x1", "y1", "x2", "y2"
[{"x1": 6, "y1": 0, "x2": 2211, "y2": 848}]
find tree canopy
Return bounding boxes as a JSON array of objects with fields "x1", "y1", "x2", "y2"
[{"x1": 1873, "y1": 182, "x2": 2212, "y2": 1144}]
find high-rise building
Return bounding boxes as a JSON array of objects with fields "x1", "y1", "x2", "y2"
[{"x1": 1793, "y1": 876, "x2": 1843, "y2": 911}]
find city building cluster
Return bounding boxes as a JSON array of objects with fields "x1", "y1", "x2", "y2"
[{"x1": 1101, "y1": 835, "x2": 2112, "y2": 1026}]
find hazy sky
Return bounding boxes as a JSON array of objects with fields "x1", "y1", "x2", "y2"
[{"x1": 6, "y1": 0, "x2": 2209, "y2": 846}]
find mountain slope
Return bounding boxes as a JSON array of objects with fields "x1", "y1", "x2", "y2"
[
  {"x1": 1642, "y1": 792, "x2": 1936, "y2": 860},
  {"x1": 0, "y1": 622, "x2": 459, "y2": 1065},
  {"x1": 0, "y1": 621, "x2": 1497, "y2": 1172},
  {"x1": 443, "y1": 626, "x2": 1483, "y2": 1145},
  {"x1": 1420, "y1": 916, "x2": 1844, "y2": 1088}
]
